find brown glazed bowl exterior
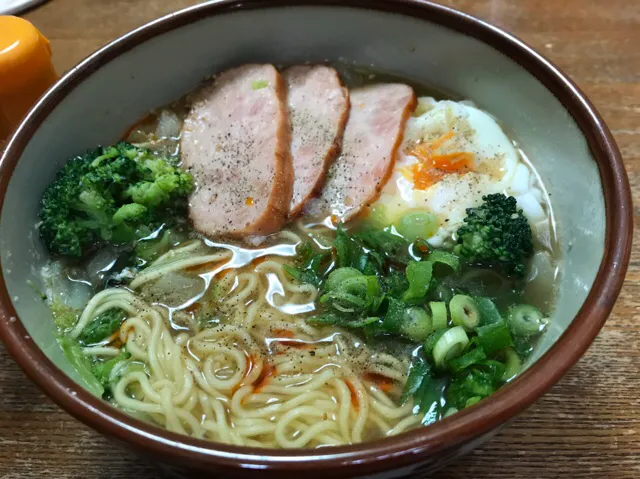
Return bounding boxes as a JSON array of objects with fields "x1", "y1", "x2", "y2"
[{"x1": 0, "y1": 0, "x2": 632, "y2": 477}]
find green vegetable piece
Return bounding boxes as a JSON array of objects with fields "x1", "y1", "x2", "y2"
[
  {"x1": 134, "y1": 228, "x2": 186, "y2": 265},
  {"x1": 455, "y1": 193, "x2": 533, "y2": 277},
  {"x1": 429, "y1": 301, "x2": 448, "y2": 330},
  {"x1": 423, "y1": 328, "x2": 448, "y2": 356},
  {"x1": 400, "y1": 307, "x2": 433, "y2": 342},
  {"x1": 448, "y1": 347, "x2": 487, "y2": 373},
  {"x1": 38, "y1": 142, "x2": 194, "y2": 257},
  {"x1": 443, "y1": 407, "x2": 459, "y2": 418},
  {"x1": 112, "y1": 203, "x2": 147, "y2": 225},
  {"x1": 251, "y1": 80, "x2": 269, "y2": 90},
  {"x1": 507, "y1": 304, "x2": 545, "y2": 337},
  {"x1": 92, "y1": 351, "x2": 131, "y2": 388},
  {"x1": 427, "y1": 250, "x2": 461, "y2": 273},
  {"x1": 465, "y1": 396, "x2": 483, "y2": 407},
  {"x1": 307, "y1": 313, "x2": 379, "y2": 329},
  {"x1": 502, "y1": 347, "x2": 522, "y2": 381},
  {"x1": 79, "y1": 308, "x2": 127, "y2": 345},
  {"x1": 283, "y1": 241, "x2": 331, "y2": 286},
  {"x1": 50, "y1": 301, "x2": 80, "y2": 331},
  {"x1": 58, "y1": 337, "x2": 104, "y2": 397},
  {"x1": 366, "y1": 205, "x2": 391, "y2": 229},
  {"x1": 432, "y1": 326, "x2": 469, "y2": 368},
  {"x1": 400, "y1": 357, "x2": 430, "y2": 404},
  {"x1": 403, "y1": 260, "x2": 433, "y2": 303},
  {"x1": 474, "y1": 296, "x2": 502, "y2": 325},
  {"x1": 320, "y1": 275, "x2": 381, "y2": 315},
  {"x1": 356, "y1": 227, "x2": 411, "y2": 266},
  {"x1": 324, "y1": 267, "x2": 362, "y2": 292},
  {"x1": 381, "y1": 297, "x2": 407, "y2": 333},
  {"x1": 476, "y1": 321, "x2": 514, "y2": 354},
  {"x1": 449, "y1": 294, "x2": 480, "y2": 331},
  {"x1": 478, "y1": 359, "x2": 507, "y2": 382},
  {"x1": 395, "y1": 211, "x2": 438, "y2": 241}
]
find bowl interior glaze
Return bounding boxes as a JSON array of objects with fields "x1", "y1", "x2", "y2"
[{"x1": 0, "y1": 2, "x2": 625, "y2": 477}]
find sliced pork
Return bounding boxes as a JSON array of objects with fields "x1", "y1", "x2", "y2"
[
  {"x1": 308, "y1": 84, "x2": 416, "y2": 221},
  {"x1": 284, "y1": 65, "x2": 349, "y2": 217},
  {"x1": 181, "y1": 64, "x2": 292, "y2": 237}
]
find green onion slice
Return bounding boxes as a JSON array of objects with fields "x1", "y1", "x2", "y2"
[
  {"x1": 448, "y1": 347, "x2": 487, "y2": 373},
  {"x1": 502, "y1": 347, "x2": 522, "y2": 381},
  {"x1": 429, "y1": 301, "x2": 448, "y2": 330},
  {"x1": 507, "y1": 304, "x2": 545, "y2": 337},
  {"x1": 449, "y1": 295, "x2": 480, "y2": 331},
  {"x1": 400, "y1": 307, "x2": 433, "y2": 342},
  {"x1": 476, "y1": 321, "x2": 514, "y2": 355},
  {"x1": 432, "y1": 326, "x2": 469, "y2": 368}
]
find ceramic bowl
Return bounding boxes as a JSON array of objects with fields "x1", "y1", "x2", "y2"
[{"x1": 0, "y1": 1, "x2": 632, "y2": 477}]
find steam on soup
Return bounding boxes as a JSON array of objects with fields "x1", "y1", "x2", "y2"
[{"x1": 37, "y1": 63, "x2": 558, "y2": 448}]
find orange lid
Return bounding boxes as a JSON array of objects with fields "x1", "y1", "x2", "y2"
[
  {"x1": 0, "y1": 16, "x2": 57, "y2": 140},
  {"x1": 0, "y1": 16, "x2": 53, "y2": 93}
]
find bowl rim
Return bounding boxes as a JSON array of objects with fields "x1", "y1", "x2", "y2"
[{"x1": 0, "y1": 0, "x2": 632, "y2": 475}]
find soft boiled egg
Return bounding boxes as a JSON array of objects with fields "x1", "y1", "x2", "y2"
[{"x1": 369, "y1": 97, "x2": 547, "y2": 247}]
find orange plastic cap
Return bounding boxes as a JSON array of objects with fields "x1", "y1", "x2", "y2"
[{"x1": 0, "y1": 16, "x2": 55, "y2": 94}]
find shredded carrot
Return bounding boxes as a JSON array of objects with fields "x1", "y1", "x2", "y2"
[
  {"x1": 253, "y1": 363, "x2": 277, "y2": 393},
  {"x1": 401, "y1": 162, "x2": 443, "y2": 190},
  {"x1": 272, "y1": 329, "x2": 295, "y2": 338},
  {"x1": 403, "y1": 131, "x2": 475, "y2": 189},
  {"x1": 345, "y1": 380, "x2": 359, "y2": 410},
  {"x1": 363, "y1": 372, "x2": 395, "y2": 393},
  {"x1": 430, "y1": 152, "x2": 474, "y2": 172},
  {"x1": 232, "y1": 353, "x2": 256, "y2": 394},
  {"x1": 271, "y1": 329, "x2": 313, "y2": 350}
]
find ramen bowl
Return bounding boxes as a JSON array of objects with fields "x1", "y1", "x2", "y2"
[{"x1": 0, "y1": 1, "x2": 631, "y2": 477}]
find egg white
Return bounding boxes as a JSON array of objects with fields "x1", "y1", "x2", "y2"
[{"x1": 372, "y1": 97, "x2": 546, "y2": 247}]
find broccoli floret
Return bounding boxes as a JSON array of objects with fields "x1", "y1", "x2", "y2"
[
  {"x1": 455, "y1": 194, "x2": 533, "y2": 277},
  {"x1": 39, "y1": 142, "x2": 194, "y2": 257}
]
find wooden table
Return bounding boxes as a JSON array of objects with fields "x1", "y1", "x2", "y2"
[{"x1": 1, "y1": 0, "x2": 638, "y2": 477}]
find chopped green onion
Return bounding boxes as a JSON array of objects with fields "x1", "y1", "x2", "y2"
[
  {"x1": 251, "y1": 80, "x2": 269, "y2": 90},
  {"x1": 396, "y1": 211, "x2": 438, "y2": 241},
  {"x1": 476, "y1": 321, "x2": 513, "y2": 355},
  {"x1": 443, "y1": 407, "x2": 458, "y2": 417},
  {"x1": 429, "y1": 301, "x2": 448, "y2": 330},
  {"x1": 465, "y1": 396, "x2": 483, "y2": 407},
  {"x1": 432, "y1": 326, "x2": 469, "y2": 368},
  {"x1": 462, "y1": 370, "x2": 495, "y2": 397},
  {"x1": 502, "y1": 347, "x2": 521, "y2": 381},
  {"x1": 427, "y1": 250, "x2": 461, "y2": 273},
  {"x1": 403, "y1": 260, "x2": 433, "y2": 303},
  {"x1": 324, "y1": 267, "x2": 362, "y2": 292},
  {"x1": 507, "y1": 304, "x2": 545, "y2": 337},
  {"x1": 58, "y1": 337, "x2": 104, "y2": 397},
  {"x1": 448, "y1": 347, "x2": 487, "y2": 373},
  {"x1": 366, "y1": 205, "x2": 390, "y2": 229},
  {"x1": 449, "y1": 295, "x2": 480, "y2": 331},
  {"x1": 401, "y1": 357, "x2": 430, "y2": 404},
  {"x1": 477, "y1": 359, "x2": 506, "y2": 382},
  {"x1": 474, "y1": 297, "x2": 502, "y2": 325},
  {"x1": 307, "y1": 313, "x2": 379, "y2": 328},
  {"x1": 423, "y1": 328, "x2": 448, "y2": 356},
  {"x1": 400, "y1": 307, "x2": 433, "y2": 342}
]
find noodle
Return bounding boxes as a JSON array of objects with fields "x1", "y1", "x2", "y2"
[{"x1": 76, "y1": 227, "x2": 414, "y2": 448}]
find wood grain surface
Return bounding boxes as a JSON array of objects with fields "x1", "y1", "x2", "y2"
[{"x1": 1, "y1": 0, "x2": 638, "y2": 477}]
